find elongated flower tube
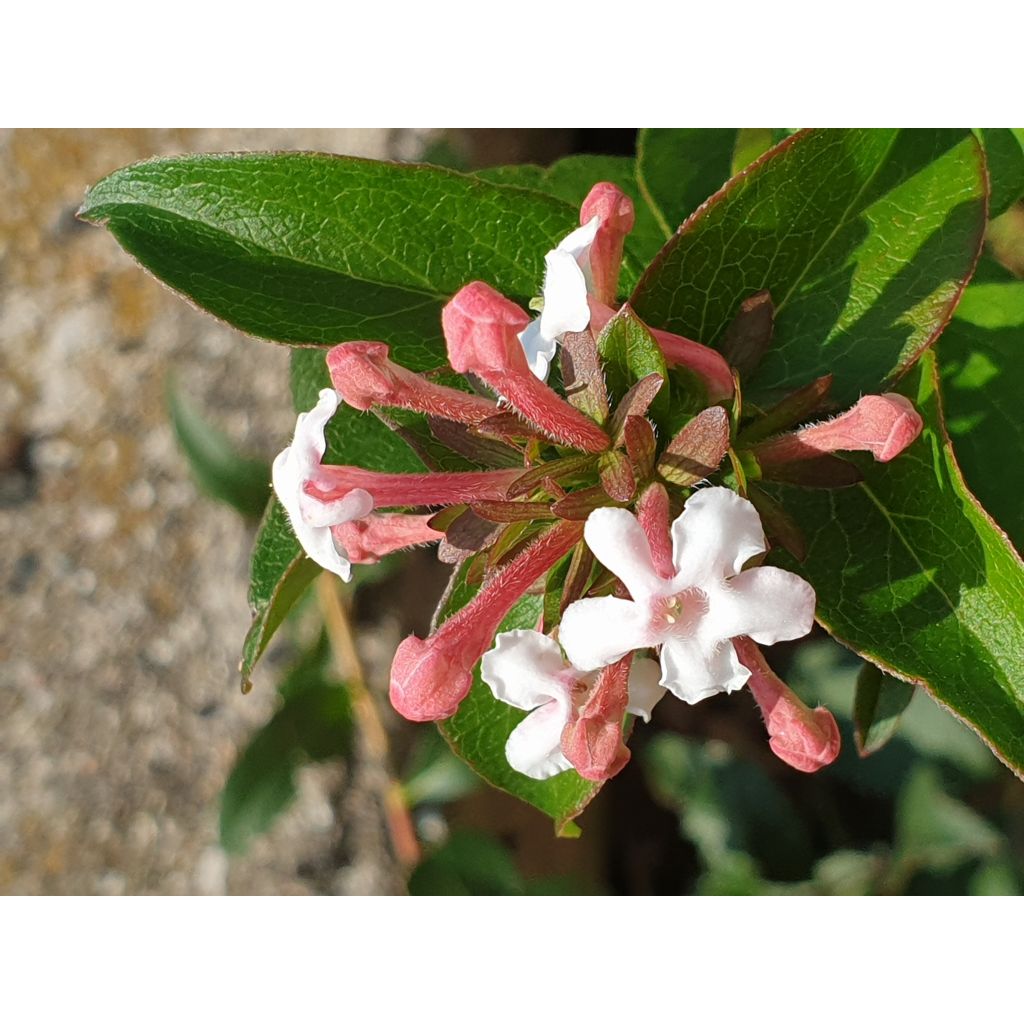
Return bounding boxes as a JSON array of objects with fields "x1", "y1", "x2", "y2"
[
  {"x1": 443, "y1": 282, "x2": 611, "y2": 453},
  {"x1": 588, "y1": 300, "x2": 735, "y2": 402},
  {"x1": 580, "y1": 182, "x2": 636, "y2": 307},
  {"x1": 481, "y1": 629, "x2": 662, "y2": 779},
  {"x1": 306, "y1": 464, "x2": 521, "y2": 510},
  {"x1": 390, "y1": 522, "x2": 583, "y2": 722},
  {"x1": 733, "y1": 637, "x2": 841, "y2": 773},
  {"x1": 753, "y1": 393, "x2": 923, "y2": 466},
  {"x1": 560, "y1": 488, "x2": 816, "y2": 703},
  {"x1": 332, "y1": 514, "x2": 444, "y2": 565},
  {"x1": 327, "y1": 341, "x2": 497, "y2": 425}
]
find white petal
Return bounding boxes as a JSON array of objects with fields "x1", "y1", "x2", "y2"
[
  {"x1": 505, "y1": 701, "x2": 573, "y2": 779},
  {"x1": 560, "y1": 595, "x2": 652, "y2": 671},
  {"x1": 659, "y1": 637, "x2": 750, "y2": 704},
  {"x1": 671, "y1": 487, "x2": 767, "y2": 588},
  {"x1": 626, "y1": 658, "x2": 665, "y2": 722},
  {"x1": 517, "y1": 318, "x2": 556, "y2": 381},
  {"x1": 538, "y1": 249, "x2": 591, "y2": 340},
  {"x1": 481, "y1": 629, "x2": 573, "y2": 712},
  {"x1": 271, "y1": 389, "x2": 370, "y2": 582},
  {"x1": 556, "y1": 216, "x2": 599, "y2": 261},
  {"x1": 584, "y1": 507, "x2": 668, "y2": 601},
  {"x1": 701, "y1": 566, "x2": 816, "y2": 647}
]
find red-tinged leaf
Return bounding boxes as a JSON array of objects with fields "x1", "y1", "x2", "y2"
[
  {"x1": 561, "y1": 543, "x2": 596, "y2": 614},
  {"x1": 657, "y1": 406, "x2": 731, "y2": 487},
  {"x1": 507, "y1": 454, "x2": 596, "y2": 499},
  {"x1": 624, "y1": 416, "x2": 657, "y2": 479},
  {"x1": 719, "y1": 290, "x2": 774, "y2": 378},
  {"x1": 759, "y1": 454, "x2": 863, "y2": 488},
  {"x1": 474, "y1": 410, "x2": 546, "y2": 443},
  {"x1": 740, "y1": 374, "x2": 835, "y2": 444},
  {"x1": 428, "y1": 417, "x2": 523, "y2": 468},
  {"x1": 608, "y1": 373, "x2": 665, "y2": 443},
  {"x1": 473, "y1": 500, "x2": 556, "y2": 523},
  {"x1": 559, "y1": 330, "x2": 610, "y2": 425},
  {"x1": 747, "y1": 486, "x2": 808, "y2": 562},
  {"x1": 598, "y1": 450, "x2": 636, "y2": 502},
  {"x1": 553, "y1": 486, "x2": 622, "y2": 521}
]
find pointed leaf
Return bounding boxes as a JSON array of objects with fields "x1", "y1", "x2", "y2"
[
  {"x1": 976, "y1": 128, "x2": 1024, "y2": 217},
  {"x1": 633, "y1": 129, "x2": 987, "y2": 408},
  {"x1": 769, "y1": 351, "x2": 1024, "y2": 777},
  {"x1": 656, "y1": 406, "x2": 730, "y2": 487},
  {"x1": 598, "y1": 449, "x2": 636, "y2": 502},
  {"x1": 595, "y1": 305, "x2": 670, "y2": 425},
  {"x1": 559, "y1": 329, "x2": 610, "y2": 425},
  {"x1": 719, "y1": 289, "x2": 775, "y2": 378},
  {"x1": 853, "y1": 662, "x2": 916, "y2": 756}
]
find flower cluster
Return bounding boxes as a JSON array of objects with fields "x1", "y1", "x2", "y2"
[{"x1": 272, "y1": 182, "x2": 923, "y2": 783}]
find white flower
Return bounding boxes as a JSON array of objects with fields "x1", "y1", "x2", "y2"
[
  {"x1": 271, "y1": 388, "x2": 373, "y2": 581},
  {"x1": 517, "y1": 217, "x2": 599, "y2": 380},
  {"x1": 559, "y1": 488, "x2": 816, "y2": 704},
  {"x1": 481, "y1": 629, "x2": 663, "y2": 780}
]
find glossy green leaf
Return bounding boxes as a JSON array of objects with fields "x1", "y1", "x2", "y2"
[
  {"x1": 436, "y1": 564, "x2": 600, "y2": 831},
  {"x1": 478, "y1": 153, "x2": 662, "y2": 273},
  {"x1": 241, "y1": 499, "x2": 321, "y2": 686},
  {"x1": 853, "y1": 662, "x2": 916, "y2": 756},
  {"x1": 770, "y1": 352, "x2": 1024, "y2": 777},
  {"x1": 636, "y1": 129, "x2": 739, "y2": 237},
  {"x1": 976, "y1": 128, "x2": 1024, "y2": 217},
  {"x1": 938, "y1": 256, "x2": 1024, "y2": 550},
  {"x1": 221, "y1": 671, "x2": 353, "y2": 855},
  {"x1": 166, "y1": 378, "x2": 270, "y2": 518},
  {"x1": 633, "y1": 129, "x2": 988, "y2": 408},
  {"x1": 595, "y1": 306, "x2": 670, "y2": 425},
  {"x1": 80, "y1": 152, "x2": 582, "y2": 369}
]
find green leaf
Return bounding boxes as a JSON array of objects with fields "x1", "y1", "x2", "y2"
[
  {"x1": 477, "y1": 154, "x2": 664, "y2": 272},
  {"x1": 632, "y1": 129, "x2": 988, "y2": 408},
  {"x1": 166, "y1": 377, "x2": 270, "y2": 518},
  {"x1": 853, "y1": 662, "x2": 916, "y2": 756},
  {"x1": 80, "y1": 152, "x2": 582, "y2": 369},
  {"x1": 770, "y1": 351, "x2": 1024, "y2": 777},
  {"x1": 595, "y1": 306, "x2": 670, "y2": 426},
  {"x1": 976, "y1": 128, "x2": 1024, "y2": 217},
  {"x1": 408, "y1": 831, "x2": 525, "y2": 896},
  {"x1": 240, "y1": 499, "x2": 321, "y2": 686},
  {"x1": 635, "y1": 129, "x2": 739, "y2": 237},
  {"x1": 436, "y1": 564, "x2": 600, "y2": 831},
  {"x1": 402, "y1": 729, "x2": 480, "y2": 808},
  {"x1": 220, "y1": 681, "x2": 353, "y2": 854},
  {"x1": 938, "y1": 256, "x2": 1024, "y2": 550}
]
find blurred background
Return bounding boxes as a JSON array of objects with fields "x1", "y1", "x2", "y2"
[{"x1": 2, "y1": 128, "x2": 1022, "y2": 896}]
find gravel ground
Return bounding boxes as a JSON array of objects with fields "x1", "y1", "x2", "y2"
[{"x1": 0, "y1": 129, "x2": 434, "y2": 895}]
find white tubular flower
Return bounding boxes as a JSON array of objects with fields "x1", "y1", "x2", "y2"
[
  {"x1": 517, "y1": 217, "x2": 599, "y2": 380},
  {"x1": 480, "y1": 629, "x2": 663, "y2": 780},
  {"x1": 271, "y1": 388, "x2": 373, "y2": 581},
  {"x1": 559, "y1": 488, "x2": 816, "y2": 704}
]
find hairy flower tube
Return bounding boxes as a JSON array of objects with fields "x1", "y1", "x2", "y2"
[{"x1": 269, "y1": 177, "x2": 926, "y2": 785}]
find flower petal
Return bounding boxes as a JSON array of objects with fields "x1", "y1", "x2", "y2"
[
  {"x1": 626, "y1": 658, "x2": 664, "y2": 722},
  {"x1": 671, "y1": 487, "x2": 767, "y2": 587},
  {"x1": 517, "y1": 317, "x2": 557, "y2": 381},
  {"x1": 560, "y1": 595, "x2": 652, "y2": 671},
  {"x1": 702, "y1": 566, "x2": 816, "y2": 647},
  {"x1": 505, "y1": 701, "x2": 573, "y2": 780},
  {"x1": 584, "y1": 507, "x2": 667, "y2": 601},
  {"x1": 481, "y1": 629, "x2": 573, "y2": 712},
  {"x1": 556, "y1": 215, "x2": 599, "y2": 261},
  {"x1": 539, "y1": 248, "x2": 591, "y2": 340},
  {"x1": 659, "y1": 636, "x2": 751, "y2": 704}
]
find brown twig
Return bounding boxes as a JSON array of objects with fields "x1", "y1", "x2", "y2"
[{"x1": 316, "y1": 573, "x2": 421, "y2": 871}]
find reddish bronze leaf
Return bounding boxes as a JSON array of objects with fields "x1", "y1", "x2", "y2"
[{"x1": 657, "y1": 406, "x2": 731, "y2": 486}]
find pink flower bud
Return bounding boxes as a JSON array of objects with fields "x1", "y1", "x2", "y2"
[
  {"x1": 589, "y1": 300, "x2": 734, "y2": 402},
  {"x1": 444, "y1": 283, "x2": 610, "y2": 453},
  {"x1": 307, "y1": 464, "x2": 521, "y2": 509},
  {"x1": 331, "y1": 513, "x2": 444, "y2": 564},
  {"x1": 327, "y1": 341, "x2": 497, "y2": 424},
  {"x1": 580, "y1": 182, "x2": 635, "y2": 306},
  {"x1": 389, "y1": 521, "x2": 582, "y2": 721},
  {"x1": 733, "y1": 637, "x2": 840, "y2": 773},
  {"x1": 561, "y1": 654, "x2": 632, "y2": 782},
  {"x1": 754, "y1": 393, "x2": 923, "y2": 466},
  {"x1": 634, "y1": 482, "x2": 675, "y2": 579}
]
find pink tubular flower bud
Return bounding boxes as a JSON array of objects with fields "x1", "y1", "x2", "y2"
[
  {"x1": 754, "y1": 393, "x2": 923, "y2": 466},
  {"x1": 561, "y1": 653, "x2": 632, "y2": 782},
  {"x1": 327, "y1": 341, "x2": 498, "y2": 425},
  {"x1": 307, "y1": 464, "x2": 520, "y2": 509},
  {"x1": 733, "y1": 637, "x2": 840, "y2": 773},
  {"x1": 580, "y1": 182, "x2": 635, "y2": 306},
  {"x1": 634, "y1": 482, "x2": 675, "y2": 579},
  {"x1": 332, "y1": 513, "x2": 444, "y2": 564},
  {"x1": 443, "y1": 282, "x2": 611, "y2": 453},
  {"x1": 588, "y1": 300, "x2": 734, "y2": 403},
  {"x1": 389, "y1": 521, "x2": 582, "y2": 721}
]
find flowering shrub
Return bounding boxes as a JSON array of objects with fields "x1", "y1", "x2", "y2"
[{"x1": 82, "y1": 129, "x2": 1024, "y2": 833}]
